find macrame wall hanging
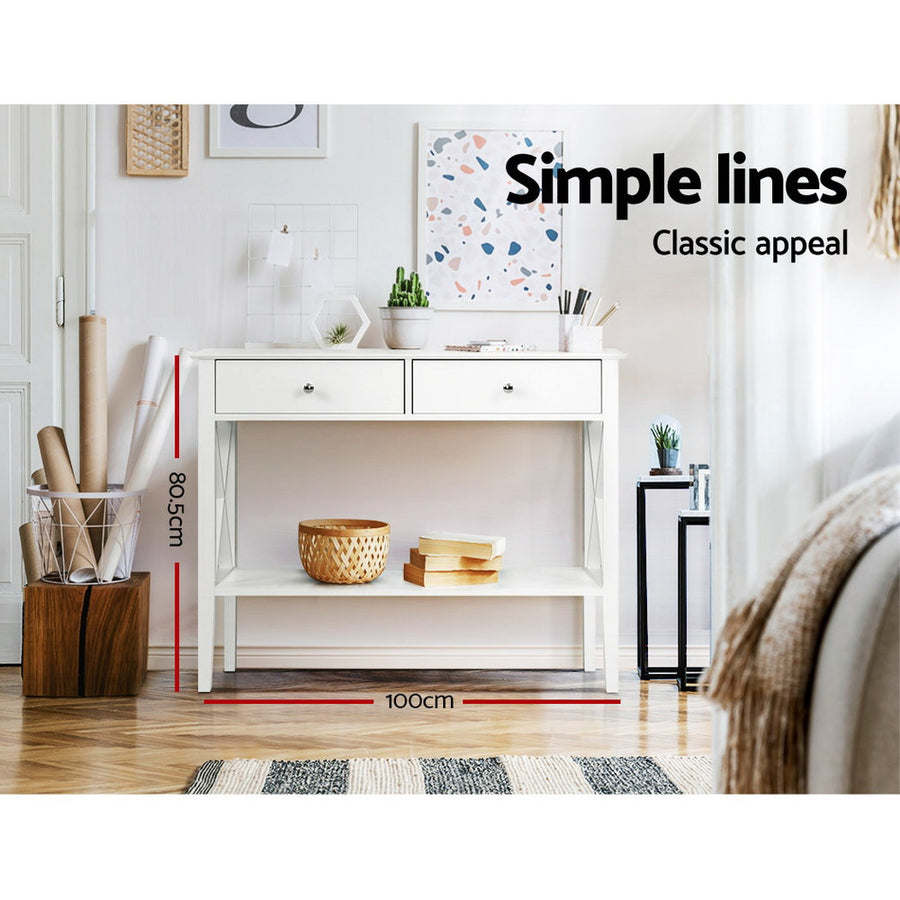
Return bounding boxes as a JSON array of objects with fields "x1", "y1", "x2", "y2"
[{"x1": 867, "y1": 104, "x2": 899, "y2": 259}]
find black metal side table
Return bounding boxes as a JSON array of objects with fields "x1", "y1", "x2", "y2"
[
  {"x1": 636, "y1": 475, "x2": 692, "y2": 681},
  {"x1": 677, "y1": 509, "x2": 710, "y2": 692}
]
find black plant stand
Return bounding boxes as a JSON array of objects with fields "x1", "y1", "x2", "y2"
[
  {"x1": 677, "y1": 510, "x2": 710, "y2": 692},
  {"x1": 637, "y1": 477, "x2": 711, "y2": 691},
  {"x1": 636, "y1": 475, "x2": 692, "y2": 681}
]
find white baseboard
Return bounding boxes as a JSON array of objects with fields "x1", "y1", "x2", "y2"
[
  {"x1": 148, "y1": 643, "x2": 711, "y2": 671},
  {"x1": 0, "y1": 597, "x2": 22, "y2": 664}
]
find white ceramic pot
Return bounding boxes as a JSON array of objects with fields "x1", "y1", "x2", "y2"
[{"x1": 379, "y1": 306, "x2": 434, "y2": 349}]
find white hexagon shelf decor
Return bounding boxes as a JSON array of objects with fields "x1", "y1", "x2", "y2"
[{"x1": 310, "y1": 294, "x2": 370, "y2": 350}]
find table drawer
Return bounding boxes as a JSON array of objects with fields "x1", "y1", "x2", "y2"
[
  {"x1": 412, "y1": 360, "x2": 602, "y2": 415},
  {"x1": 216, "y1": 359, "x2": 405, "y2": 414}
]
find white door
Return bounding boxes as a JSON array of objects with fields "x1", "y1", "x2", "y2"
[{"x1": 0, "y1": 105, "x2": 62, "y2": 663}]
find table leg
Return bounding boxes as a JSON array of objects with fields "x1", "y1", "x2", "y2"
[
  {"x1": 636, "y1": 483, "x2": 649, "y2": 678},
  {"x1": 196, "y1": 361, "x2": 217, "y2": 693},
  {"x1": 677, "y1": 515, "x2": 688, "y2": 690},
  {"x1": 582, "y1": 423, "x2": 619, "y2": 692},
  {"x1": 196, "y1": 465, "x2": 215, "y2": 691},
  {"x1": 582, "y1": 595, "x2": 597, "y2": 671},
  {"x1": 602, "y1": 589, "x2": 619, "y2": 693},
  {"x1": 599, "y1": 366, "x2": 620, "y2": 694},
  {"x1": 224, "y1": 596, "x2": 237, "y2": 672}
]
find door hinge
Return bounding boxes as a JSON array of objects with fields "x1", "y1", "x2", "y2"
[{"x1": 55, "y1": 276, "x2": 65, "y2": 327}]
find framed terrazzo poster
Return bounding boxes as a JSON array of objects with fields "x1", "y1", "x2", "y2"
[{"x1": 417, "y1": 124, "x2": 564, "y2": 310}]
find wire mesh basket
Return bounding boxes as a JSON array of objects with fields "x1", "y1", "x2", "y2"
[{"x1": 27, "y1": 484, "x2": 145, "y2": 584}]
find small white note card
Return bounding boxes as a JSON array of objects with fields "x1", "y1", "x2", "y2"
[
  {"x1": 308, "y1": 252, "x2": 334, "y2": 292},
  {"x1": 265, "y1": 229, "x2": 293, "y2": 266}
]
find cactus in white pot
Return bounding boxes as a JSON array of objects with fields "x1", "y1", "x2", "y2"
[{"x1": 380, "y1": 265, "x2": 434, "y2": 349}]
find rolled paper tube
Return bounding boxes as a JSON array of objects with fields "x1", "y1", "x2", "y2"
[
  {"x1": 98, "y1": 350, "x2": 195, "y2": 582},
  {"x1": 32, "y1": 507, "x2": 61, "y2": 577},
  {"x1": 79, "y1": 315, "x2": 108, "y2": 558},
  {"x1": 37, "y1": 425, "x2": 97, "y2": 582},
  {"x1": 32, "y1": 466, "x2": 57, "y2": 571},
  {"x1": 19, "y1": 523, "x2": 42, "y2": 583},
  {"x1": 35, "y1": 438, "x2": 65, "y2": 576},
  {"x1": 125, "y1": 335, "x2": 168, "y2": 483}
]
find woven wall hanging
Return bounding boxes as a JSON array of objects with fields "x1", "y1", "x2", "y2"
[
  {"x1": 867, "y1": 104, "x2": 900, "y2": 259},
  {"x1": 125, "y1": 105, "x2": 189, "y2": 177}
]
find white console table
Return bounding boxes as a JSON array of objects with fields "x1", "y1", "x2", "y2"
[{"x1": 192, "y1": 348, "x2": 623, "y2": 693}]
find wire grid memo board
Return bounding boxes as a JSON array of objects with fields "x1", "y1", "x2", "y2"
[{"x1": 246, "y1": 204, "x2": 359, "y2": 346}]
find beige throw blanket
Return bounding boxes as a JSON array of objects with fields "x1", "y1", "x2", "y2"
[{"x1": 703, "y1": 465, "x2": 900, "y2": 793}]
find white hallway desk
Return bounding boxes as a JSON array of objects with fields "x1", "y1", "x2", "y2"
[{"x1": 192, "y1": 348, "x2": 623, "y2": 693}]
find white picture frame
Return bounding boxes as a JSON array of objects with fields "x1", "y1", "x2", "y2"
[
  {"x1": 416, "y1": 122, "x2": 564, "y2": 311},
  {"x1": 208, "y1": 105, "x2": 327, "y2": 158}
]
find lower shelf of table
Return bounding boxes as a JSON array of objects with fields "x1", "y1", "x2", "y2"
[{"x1": 213, "y1": 565, "x2": 604, "y2": 598}]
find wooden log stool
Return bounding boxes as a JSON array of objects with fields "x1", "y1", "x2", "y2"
[{"x1": 22, "y1": 572, "x2": 150, "y2": 697}]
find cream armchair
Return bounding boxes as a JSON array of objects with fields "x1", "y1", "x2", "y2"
[
  {"x1": 807, "y1": 527, "x2": 899, "y2": 793},
  {"x1": 808, "y1": 413, "x2": 900, "y2": 793}
]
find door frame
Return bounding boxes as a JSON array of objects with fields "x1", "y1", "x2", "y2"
[
  {"x1": 59, "y1": 105, "x2": 94, "y2": 442},
  {"x1": 0, "y1": 106, "x2": 91, "y2": 663}
]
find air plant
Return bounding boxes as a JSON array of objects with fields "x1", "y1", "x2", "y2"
[
  {"x1": 326, "y1": 322, "x2": 351, "y2": 345},
  {"x1": 388, "y1": 266, "x2": 429, "y2": 307}
]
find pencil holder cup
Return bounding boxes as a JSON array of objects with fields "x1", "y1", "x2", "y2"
[
  {"x1": 558, "y1": 314, "x2": 579, "y2": 351},
  {"x1": 569, "y1": 325, "x2": 604, "y2": 353}
]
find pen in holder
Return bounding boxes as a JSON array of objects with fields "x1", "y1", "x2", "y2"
[
  {"x1": 558, "y1": 287, "x2": 609, "y2": 351},
  {"x1": 558, "y1": 313, "x2": 579, "y2": 351}
]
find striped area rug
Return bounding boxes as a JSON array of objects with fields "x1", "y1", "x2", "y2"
[{"x1": 186, "y1": 755, "x2": 711, "y2": 795}]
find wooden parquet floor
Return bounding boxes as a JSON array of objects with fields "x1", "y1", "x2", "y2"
[{"x1": 0, "y1": 666, "x2": 712, "y2": 794}]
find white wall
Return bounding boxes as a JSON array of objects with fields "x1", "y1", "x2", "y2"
[{"x1": 93, "y1": 104, "x2": 713, "y2": 667}]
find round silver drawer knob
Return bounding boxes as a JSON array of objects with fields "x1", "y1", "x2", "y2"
[
  {"x1": 303, "y1": 383, "x2": 315, "y2": 393},
  {"x1": 502, "y1": 383, "x2": 514, "y2": 392}
]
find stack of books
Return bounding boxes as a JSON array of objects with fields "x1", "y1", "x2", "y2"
[{"x1": 402, "y1": 531, "x2": 505, "y2": 586}]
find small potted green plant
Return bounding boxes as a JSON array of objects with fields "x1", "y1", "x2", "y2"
[
  {"x1": 651, "y1": 422, "x2": 680, "y2": 470},
  {"x1": 325, "y1": 322, "x2": 351, "y2": 346},
  {"x1": 379, "y1": 266, "x2": 434, "y2": 349}
]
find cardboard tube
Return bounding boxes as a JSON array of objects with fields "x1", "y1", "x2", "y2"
[
  {"x1": 37, "y1": 425, "x2": 97, "y2": 582},
  {"x1": 125, "y1": 335, "x2": 168, "y2": 483},
  {"x1": 30, "y1": 468, "x2": 58, "y2": 574},
  {"x1": 29, "y1": 469, "x2": 53, "y2": 568},
  {"x1": 79, "y1": 315, "x2": 108, "y2": 557},
  {"x1": 19, "y1": 523, "x2": 42, "y2": 583},
  {"x1": 98, "y1": 350, "x2": 194, "y2": 581},
  {"x1": 32, "y1": 507, "x2": 61, "y2": 577}
]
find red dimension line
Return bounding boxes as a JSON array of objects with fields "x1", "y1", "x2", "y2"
[
  {"x1": 174, "y1": 353, "x2": 180, "y2": 459},
  {"x1": 203, "y1": 699, "x2": 375, "y2": 705},
  {"x1": 462, "y1": 699, "x2": 621, "y2": 705},
  {"x1": 173, "y1": 562, "x2": 180, "y2": 692}
]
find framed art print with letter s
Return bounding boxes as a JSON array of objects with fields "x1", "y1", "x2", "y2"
[
  {"x1": 417, "y1": 123, "x2": 564, "y2": 310},
  {"x1": 209, "y1": 105, "x2": 327, "y2": 157}
]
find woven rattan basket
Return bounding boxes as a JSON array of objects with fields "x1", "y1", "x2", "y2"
[{"x1": 298, "y1": 519, "x2": 390, "y2": 584}]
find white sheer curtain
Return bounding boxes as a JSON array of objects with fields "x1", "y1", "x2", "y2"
[
  {"x1": 708, "y1": 106, "x2": 833, "y2": 780},
  {"x1": 709, "y1": 104, "x2": 831, "y2": 630}
]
